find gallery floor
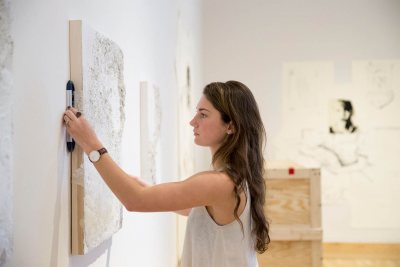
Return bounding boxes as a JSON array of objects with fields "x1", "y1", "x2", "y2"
[{"x1": 322, "y1": 243, "x2": 400, "y2": 267}]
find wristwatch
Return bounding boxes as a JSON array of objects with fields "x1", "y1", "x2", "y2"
[{"x1": 88, "y1": 147, "x2": 108, "y2": 163}]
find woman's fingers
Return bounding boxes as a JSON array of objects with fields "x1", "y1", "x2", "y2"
[
  {"x1": 63, "y1": 108, "x2": 82, "y2": 129},
  {"x1": 63, "y1": 115, "x2": 70, "y2": 123},
  {"x1": 67, "y1": 106, "x2": 79, "y2": 114},
  {"x1": 63, "y1": 115, "x2": 70, "y2": 127},
  {"x1": 63, "y1": 107, "x2": 100, "y2": 153},
  {"x1": 65, "y1": 110, "x2": 79, "y2": 121},
  {"x1": 65, "y1": 106, "x2": 81, "y2": 119}
]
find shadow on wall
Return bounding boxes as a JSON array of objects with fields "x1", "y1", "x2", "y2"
[
  {"x1": 49, "y1": 128, "x2": 68, "y2": 267},
  {"x1": 70, "y1": 239, "x2": 112, "y2": 267}
]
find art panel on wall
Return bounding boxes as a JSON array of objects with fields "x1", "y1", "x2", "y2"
[
  {"x1": 140, "y1": 81, "x2": 162, "y2": 185},
  {"x1": 272, "y1": 60, "x2": 400, "y2": 240},
  {"x1": 175, "y1": 12, "x2": 195, "y2": 181},
  {"x1": 349, "y1": 60, "x2": 400, "y2": 229},
  {"x1": 0, "y1": 0, "x2": 13, "y2": 265},
  {"x1": 175, "y1": 10, "x2": 196, "y2": 262},
  {"x1": 69, "y1": 20, "x2": 126, "y2": 255}
]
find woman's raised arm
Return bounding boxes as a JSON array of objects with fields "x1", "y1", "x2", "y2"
[{"x1": 63, "y1": 106, "x2": 232, "y2": 213}]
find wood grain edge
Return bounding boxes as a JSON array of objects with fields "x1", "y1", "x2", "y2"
[{"x1": 69, "y1": 20, "x2": 85, "y2": 255}]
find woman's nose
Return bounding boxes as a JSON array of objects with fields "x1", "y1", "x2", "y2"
[{"x1": 190, "y1": 116, "x2": 197, "y2": 127}]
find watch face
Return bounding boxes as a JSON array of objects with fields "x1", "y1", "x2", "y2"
[{"x1": 89, "y1": 150, "x2": 100, "y2": 162}]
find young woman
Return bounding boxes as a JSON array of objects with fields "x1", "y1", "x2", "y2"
[{"x1": 63, "y1": 80, "x2": 270, "y2": 266}]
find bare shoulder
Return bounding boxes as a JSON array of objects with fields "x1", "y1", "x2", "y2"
[{"x1": 187, "y1": 170, "x2": 235, "y2": 197}]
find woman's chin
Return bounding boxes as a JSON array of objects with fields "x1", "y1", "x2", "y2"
[
  {"x1": 194, "y1": 138, "x2": 200, "y2": 145},
  {"x1": 194, "y1": 137, "x2": 206, "y2": 147}
]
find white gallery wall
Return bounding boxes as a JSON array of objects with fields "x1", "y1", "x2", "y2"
[
  {"x1": 9, "y1": 0, "x2": 202, "y2": 266},
  {"x1": 0, "y1": 0, "x2": 13, "y2": 265},
  {"x1": 203, "y1": 0, "x2": 400, "y2": 243}
]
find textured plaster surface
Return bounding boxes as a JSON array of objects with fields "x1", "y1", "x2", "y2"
[
  {"x1": 75, "y1": 22, "x2": 125, "y2": 253},
  {"x1": 0, "y1": 0, "x2": 13, "y2": 265}
]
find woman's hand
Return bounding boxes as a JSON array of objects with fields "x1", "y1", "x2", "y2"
[{"x1": 63, "y1": 107, "x2": 103, "y2": 154}]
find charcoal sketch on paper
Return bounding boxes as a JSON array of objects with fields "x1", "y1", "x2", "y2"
[
  {"x1": 0, "y1": 0, "x2": 13, "y2": 265},
  {"x1": 140, "y1": 81, "x2": 162, "y2": 185},
  {"x1": 176, "y1": 66, "x2": 195, "y2": 180},
  {"x1": 273, "y1": 61, "x2": 400, "y2": 232},
  {"x1": 70, "y1": 20, "x2": 125, "y2": 254},
  {"x1": 175, "y1": 11, "x2": 196, "y2": 261},
  {"x1": 329, "y1": 99, "x2": 358, "y2": 134},
  {"x1": 362, "y1": 61, "x2": 398, "y2": 109},
  {"x1": 175, "y1": 12, "x2": 195, "y2": 180}
]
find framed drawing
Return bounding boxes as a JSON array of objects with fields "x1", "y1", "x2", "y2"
[{"x1": 69, "y1": 20, "x2": 126, "y2": 255}]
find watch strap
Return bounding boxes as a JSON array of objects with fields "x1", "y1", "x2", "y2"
[{"x1": 98, "y1": 147, "x2": 108, "y2": 155}]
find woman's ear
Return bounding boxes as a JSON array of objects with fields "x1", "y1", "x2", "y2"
[{"x1": 227, "y1": 122, "x2": 235, "y2": 135}]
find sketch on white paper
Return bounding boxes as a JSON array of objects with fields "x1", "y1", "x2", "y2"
[
  {"x1": 353, "y1": 61, "x2": 400, "y2": 128},
  {"x1": 348, "y1": 128, "x2": 400, "y2": 229},
  {"x1": 140, "y1": 81, "x2": 162, "y2": 185},
  {"x1": 177, "y1": 65, "x2": 195, "y2": 179},
  {"x1": 349, "y1": 60, "x2": 400, "y2": 228},
  {"x1": 362, "y1": 61, "x2": 398, "y2": 109},
  {"x1": 281, "y1": 62, "x2": 333, "y2": 133},
  {"x1": 0, "y1": 0, "x2": 13, "y2": 264},
  {"x1": 175, "y1": 13, "x2": 195, "y2": 180},
  {"x1": 272, "y1": 61, "x2": 400, "y2": 231},
  {"x1": 70, "y1": 20, "x2": 125, "y2": 254},
  {"x1": 175, "y1": 10, "x2": 196, "y2": 261}
]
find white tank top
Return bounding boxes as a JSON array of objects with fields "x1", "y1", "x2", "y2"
[{"x1": 181, "y1": 183, "x2": 259, "y2": 267}]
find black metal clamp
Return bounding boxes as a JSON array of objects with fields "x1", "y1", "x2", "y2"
[{"x1": 66, "y1": 80, "x2": 75, "y2": 152}]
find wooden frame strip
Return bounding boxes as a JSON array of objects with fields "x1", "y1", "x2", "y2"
[
  {"x1": 69, "y1": 20, "x2": 85, "y2": 255},
  {"x1": 310, "y1": 169, "x2": 322, "y2": 228}
]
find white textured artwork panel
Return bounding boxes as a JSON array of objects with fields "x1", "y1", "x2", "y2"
[
  {"x1": 0, "y1": 0, "x2": 13, "y2": 265},
  {"x1": 140, "y1": 81, "x2": 162, "y2": 185},
  {"x1": 72, "y1": 21, "x2": 125, "y2": 253}
]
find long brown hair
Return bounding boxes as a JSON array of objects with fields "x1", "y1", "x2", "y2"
[{"x1": 203, "y1": 80, "x2": 270, "y2": 253}]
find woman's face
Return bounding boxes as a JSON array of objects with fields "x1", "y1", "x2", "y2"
[{"x1": 190, "y1": 95, "x2": 230, "y2": 150}]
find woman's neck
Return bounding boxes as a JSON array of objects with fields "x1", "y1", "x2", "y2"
[
  {"x1": 210, "y1": 145, "x2": 228, "y2": 171},
  {"x1": 211, "y1": 158, "x2": 225, "y2": 172}
]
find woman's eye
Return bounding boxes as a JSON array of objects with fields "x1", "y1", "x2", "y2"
[{"x1": 194, "y1": 111, "x2": 207, "y2": 119}]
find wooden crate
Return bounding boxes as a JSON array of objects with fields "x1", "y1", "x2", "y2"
[{"x1": 258, "y1": 161, "x2": 322, "y2": 267}]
